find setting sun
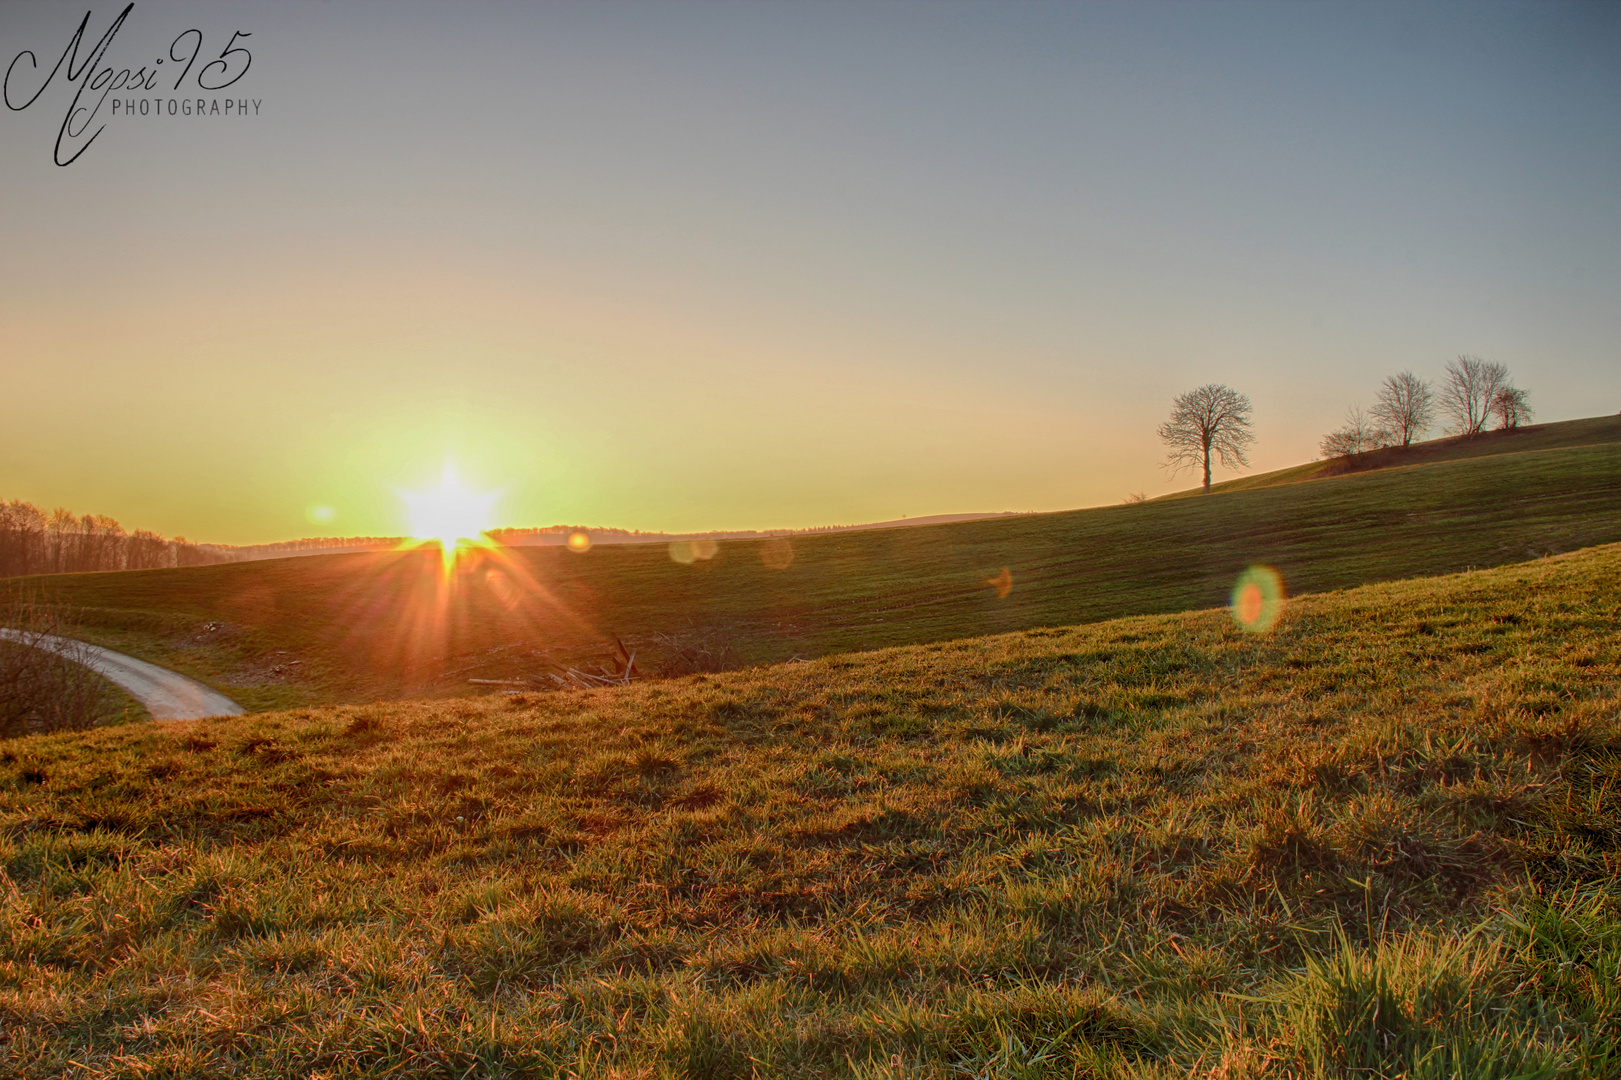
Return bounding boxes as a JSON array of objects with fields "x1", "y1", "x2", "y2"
[{"x1": 399, "y1": 464, "x2": 498, "y2": 567}]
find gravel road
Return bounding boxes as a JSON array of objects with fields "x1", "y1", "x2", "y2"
[{"x1": 0, "y1": 629, "x2": 244, "y2": 721}]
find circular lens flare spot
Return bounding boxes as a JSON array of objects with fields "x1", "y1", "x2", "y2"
[
  {"x1": 670, "y1": 537, "x2": 719, "y2": 565},
  {"x1": 761, "y1": 536, "x2": 794, "y2": 571},
  {"x1": 567, "y1": 531, "x2": 591, "y2": 552},
  {"x1": 1230, "y1": 564, "x2": 1285, "y2": 633},
  {"x1": 1237, "y1": 583, "x2": 1263, "y2": 624}
]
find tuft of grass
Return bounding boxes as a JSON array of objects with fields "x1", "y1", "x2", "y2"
[
  {"x1": 1278, "y1": 930, "x2": 1566, "y2": 1079},
  {"x1": 1, "y1": 545, "x2": 1620, "y2": 1075}
]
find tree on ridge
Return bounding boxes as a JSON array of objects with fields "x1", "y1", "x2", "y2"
[
  {"x1": 1439, "y1": 355, "x2": 1509, "y2": 436},
  {"x1": 1158, "y1": 383, "x2": 1255, "y2": 493},
  {"x1": 1370, "y1": 371, "x2": 1434, "y2": 446},
  {"x1": 1492, "y1": 385, "x2": 1533, "y2": 429},
  {"x1": 1320, "y1": 406, "x2": 1392, "y2": 459}
]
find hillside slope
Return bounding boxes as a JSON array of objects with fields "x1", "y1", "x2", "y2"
[
  {"x1": 4, "y1": 545, "x2": 1619, "y2": 1076},
  {"x1": 23, "y1": 415, "x2": 1621, "y2": 707},
  {"x1": 1172, "y1": 414, "x2": 1621, "y2": 498}
]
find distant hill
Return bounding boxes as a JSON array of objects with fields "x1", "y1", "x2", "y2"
[
  {"x1": 224, "y1": 513, "x2": 1030, "y2": 559},
  {"x1": 23, "y1": 413, "x2": 1621, "y2": 709},
  {"x1": 492, "y1": 512, "x2": 1025, "y2": 547},
  {"x1": 1163, "y1": 413, "x2": 1621, "y2": 499}
]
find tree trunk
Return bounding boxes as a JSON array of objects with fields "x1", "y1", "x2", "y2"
[{"x1": 1202, "y1": 443, "x2": 1212, "y2": 492}]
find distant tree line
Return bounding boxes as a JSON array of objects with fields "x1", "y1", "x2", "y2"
[
  {"x1": 0, "y1": 500, "x2": 234, "y2": 579},
  {"x1": 1319, "y1": 355, "x2": 1532, "y2": 461},
  {"x1": 490, "y1": 523, "x2": 862, "y2": 546},
  {"x1": 224, "y1": 536, "x2": 403, "y2": 560}
]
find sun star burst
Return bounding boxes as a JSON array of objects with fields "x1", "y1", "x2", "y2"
[{"x1": 400, "y1": 464, "x2": 498, "y2": 569}]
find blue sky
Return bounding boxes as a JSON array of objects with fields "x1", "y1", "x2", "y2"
[{"x1": 2, "y1": 1, "x2": 1617, "y2": 542}]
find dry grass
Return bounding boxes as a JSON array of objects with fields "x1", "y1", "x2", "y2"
[{"x1": 2, "y1": 545, "x2": 1619, "y2": 1076}]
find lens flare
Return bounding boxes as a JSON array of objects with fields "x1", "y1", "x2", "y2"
[
  {"x1": 399, "y1": 463, "x2": 499, "y2": 571},
  {"x1": 669, "y1": 537, "x2": 719, "y2": 565},
  {"x1": 485, "y1": 567, "x2": 520, "y2": 610},
  {"x1": 567, "y1": 531, "x2": 591, "y2": 552},
  {"x1": 1231, "y1": 564, "x2": 1285, "y2": 633},
  {"x1": 987, "y1": 567, "x2": 1013, "y2": 599},
  {"x1": 761, "y1": 536, "x2": 794, "y2": 571}
]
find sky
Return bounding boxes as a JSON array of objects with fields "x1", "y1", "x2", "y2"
[{"x1": 2, "y1": 0, "x2": 1617, "y2": 546}]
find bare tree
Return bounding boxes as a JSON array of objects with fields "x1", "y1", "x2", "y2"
[
  {"x1": 0, "y1": 501, "x2": 46, "y2": 578},
  {"x1": 1370, "y1": 371, "x2": 1434, "y2": 446},
  {"x1": 1158, "y1": 383, "x2": 1255, "y2": 493},
  {"x1": 1439, "y1": 355, "x2": 1509, "y2": 436},
  {"x1": 1490, "y1": 385, "x2": 1532, "y2": 430},
  {"x1": 87, "y1": 514, "x2": 126, "y2": 571},
  {"x1": 126, "y1": 529, "x2": 169, "y2": 570},
  {"x1": 1319, "y1": 406, "x2": 1392, "y2": 459},
  {"x1": 46, "y1": 507, "x2": 75, "y2": 573}
]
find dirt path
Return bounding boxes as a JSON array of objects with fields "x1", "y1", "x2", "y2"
[{"x1": 0, "y1": 629, "x2": 244, "y2": 721}]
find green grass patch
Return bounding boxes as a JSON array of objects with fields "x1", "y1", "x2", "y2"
[{"x1": 2, "y1": 544, "x2": 1619, "y2": 1075}]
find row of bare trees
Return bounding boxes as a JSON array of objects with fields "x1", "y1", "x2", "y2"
[
  {"x1": 1320, "y1": 356, "x2": 1532, "y2": 460},
  {"x1": 0, "y1": 500, "x2": 230, "y2": 579},
  {"x1": 1155, "y1": 355, "x2": 1537, "y2": 493}
]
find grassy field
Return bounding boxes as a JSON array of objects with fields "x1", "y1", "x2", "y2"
[
  {"x1": 1177, "y1": 414, "x2": 1621, "y2": 497},
  {"x1": 21, "y1": 416, "x2": 1621, "y2": 710},
  {"x1": 2, "y1": 543, "x2": 1619, "y2": 1076}
]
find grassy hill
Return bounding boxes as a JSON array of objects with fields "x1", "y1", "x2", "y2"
[
  {"x1": 20, "y1": 415, "x2": 1621, "y2": 710},
  {"x1": 3, "y1": 544, "x2": 1618, "y2": 1076},
  {"x1": 1176, "y1": 414, "x2": 1621, "y2": 498}
]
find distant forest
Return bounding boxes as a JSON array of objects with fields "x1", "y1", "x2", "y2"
[
  {"x1": 0, "y1": 499, "x2": 421, "y2": 579},
  {"x1": 0, "y1": 500, "x2": 237, "y2": 578}
]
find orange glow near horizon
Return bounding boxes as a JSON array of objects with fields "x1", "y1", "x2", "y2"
[
  {"x1": 292, "y1": 538, "x2": 608, "y2": 695},
  {"x1": 399, "y1": 464, "x2": 500, "y2": 571}
]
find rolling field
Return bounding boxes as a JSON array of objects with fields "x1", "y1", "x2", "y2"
[
  {"x1": 2, "y1": 544, "x2": 1619, "y2": 1076},
  {"x1": 22, "y1": 416, "x2": 1621, "y2": 709},
  {"x1": 1172, "y1": 414, "x2": 1621, "y2": 498}
]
